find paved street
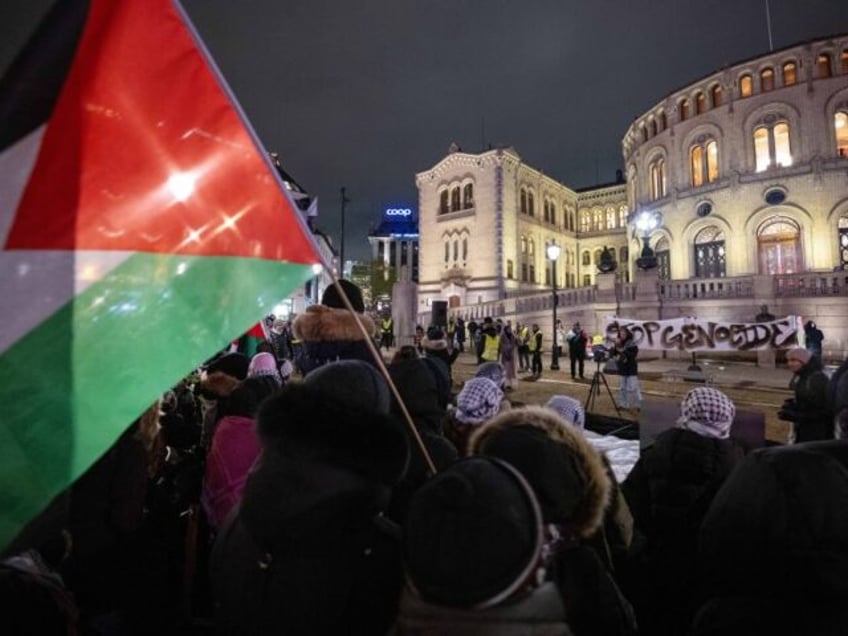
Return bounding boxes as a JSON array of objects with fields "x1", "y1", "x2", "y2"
[{"x1": 445, "y1": 351, "x2": 797, "y2": 443}]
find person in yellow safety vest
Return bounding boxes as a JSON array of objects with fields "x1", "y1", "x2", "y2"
[
  {"x1": 529, "y1": 323, "x2": 543, "y2": 378},
  {"x1": 518, "y1": 323, "x2": 531, "y2": 372},
  {"x1": 477, "y1": 317, "x2": 500, "y2": 364},
  {"x1": 446, "y1": 316, "x2": 456, "y2": 349},
  {"x1": 380, "y1": 315, "x2": 394, "y2": 351}
]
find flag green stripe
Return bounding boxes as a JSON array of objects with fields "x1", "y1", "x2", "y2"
[{"x1": 0, "y1": 253, "x2": 313, "y2": 547}]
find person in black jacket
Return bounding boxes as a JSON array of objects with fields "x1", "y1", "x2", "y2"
[
  {"x1": 209, "y1": 360, "x2": 410, "y2": 635},
  {"x1": 621, "y1": 387, "x2": 744, "y2": 636},
  {"x1": 779, "y1": 346, "x2": 832, "y2": 443},
  {"x1": 613, "y1": 326, "x2": 641, "y2": 411},
  {"x1": 469, "y1": 406, "x2": 638, "y2": 636},
  {"x1": 691, "y1": 441, "x2": 848, "y2": 636}
]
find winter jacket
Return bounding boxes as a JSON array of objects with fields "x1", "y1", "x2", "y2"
[
  {"x1": 292, "y1": 305, "x2": 377, "y2": 376},
  {"x1": 209, "y1": 383, "x2": 409, "y2": 635},
  {"x1": 620, "y1": 427, "x2": 744, "y2": 636},
  {"x1": 386, "y1": 358, "x2": 459, "y2": 523},
  {"x1": 691, "y1": 441, "x2": 848, "y2": 636},
  {"x1": 785, "y1": 357, "x2": 832, "y2": 442},
  {"x1": 394, "y1": 582, "x2": 573, "y2": 635},
  {"x1": 614, "y1": 339, "x2": 638, "y2": 376}
]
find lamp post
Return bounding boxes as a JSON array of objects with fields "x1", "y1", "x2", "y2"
[
  {"x1": 635, "y1": 211, "x2": 658, "y2": 270},
  {"x1": 547, "y1": 243, "x2": 561, "y2": 370}
]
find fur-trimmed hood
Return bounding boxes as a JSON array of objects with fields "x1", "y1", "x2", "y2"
[
  {"x1": 292, "y1": 305, "x2": 375, "y2": 342},
  {"x1": 199, "y1": 371, "x2": 241, "y2": 399},
  {"x1": 469, "y1": 406, "x2": 611, "y2": 538}
]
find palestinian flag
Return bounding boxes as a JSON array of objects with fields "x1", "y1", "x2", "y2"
[{"x1": 0, "y1": 0, "x2": 320, "y2": 548}]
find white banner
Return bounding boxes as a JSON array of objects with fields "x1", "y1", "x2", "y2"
[{"x1": 601, "y1": 315, "x2": 801, "y2": 352}]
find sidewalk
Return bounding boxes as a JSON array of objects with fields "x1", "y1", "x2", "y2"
[{"x1": 637, "y1": 356, "x2": 793, "y2": 392}]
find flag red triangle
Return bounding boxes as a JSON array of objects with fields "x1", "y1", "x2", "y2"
[{"x1": 5, "y1": 0, "x2": 316, "y2": 264}]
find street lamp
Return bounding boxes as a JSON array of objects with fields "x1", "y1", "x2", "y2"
[
  {"x1": 635, "y1": 211, "x2": 659, "y2": 270},
  {"x1": 546, "y1": 243, "x2": 561, "y2": 370}
]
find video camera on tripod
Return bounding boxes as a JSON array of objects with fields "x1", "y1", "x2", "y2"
[{"x1": 590, "y1": 343, "x2": 617, "y2": 363}]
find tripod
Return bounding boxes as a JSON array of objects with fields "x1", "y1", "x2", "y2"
[{"x1": 584, "y1": 361, "x2": 622, "y2": 417}]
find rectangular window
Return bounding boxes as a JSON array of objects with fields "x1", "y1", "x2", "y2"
[
  {"x1": 507, "y1": 259, "x2": 514, "y2": 279},
  {"x1": 740, "y1": 74, "x2": 753, "y2": 97},
  {"x1": 521, "y1": 263, "x2": 528, "y2": 282},
  {"x1": 529, "y1": 265, "x2": 535, "y2": 283},
  {"x1": 817, "y1": 54, "x2": 833, "y2": 78},
  {"x1": 836, "y1": 112, "x2": 848, "y2": 157},
  {"x1": 761, "y1": 68, "x2": 774, "y2": 92},
  {"x1": 754, "y1": 127, "x2": 770, "y2": 172},
  {"x1": 774, "y1": 123, "x2": 792, "y2": 167},
  {"x1": 783, "y1": 62, "x2": 797, "y2": 86},
  {"x1": 706, "y1": 140, "x2": 719, "y2": 182},
  {"x1": 691, "y1": 146, "x2": 704, "y2": 187},
  {"x1": 583, "y1": 274, "x2": 592, "y2": 287}
]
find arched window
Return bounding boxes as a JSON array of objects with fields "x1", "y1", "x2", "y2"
[
  {"x1": 656, "y1": 237, "x2": 670, "y2": 280},
  {"x1": 690, "y1": 139, "x2": 719, "y2": 187},
  {"x1": 606, "y1": 206, "x2": 616, "y2": 229},
  {"x1": 835, "y1": 111, "x2": 848, "y2": 157},
  {"x1": 695, "y1": 92, "x2": 707, "y2": 114},
  {"x1": 592, "y1": 208, "x2": 603, "y2": 231},
  {"x1": 580, "y1": 211, "x2": 590, "y2": 233},
  {"x1": 817, "y1": 53, "x2": 833, "y2": 78},
  {"x1": 450, "y1": 187, "x2": 461, "y2": 211},
  {"x1": 757, "y1": 216, "x2": 801, "y2": 275},
  {"x1": 521, "y1": 235, "x2": 528, "y2": 254},
  {"x1": 641, "y1": 125, "x2": 648, "y2": 142},
  {"x1": 593, "y1": 248, "x2": 603, "y2": 266},
  {"x1": 439, "y1": 190, "x2": 449, "y2": 215},
  {"x1": 507, "y1": 259, "x2": 514, "y2": 279},
  {"x1": 570, "y1": 210, "x2": 576, "y2": 232},
  {"x1": 739, "y1": 73, "x2": 753, "y2": 97},
  {"x1": 444, "y1": 240, "x2": 450, "y2": 263},
  {"x1": 754, "y1": 121, "x2": 792, "y2": 171},
  {"x1": 462, "y1": 237, "x2": 468, "y2": 261},
  {"x1": 649, "y1": 158, "x2": 666, "y2": 200},
  {"x1": 679, "y1": 98, "x2": 691, "y2": 121},
  {"x1": 582, "y1": 251, "x2": 591, "y2": 266},
  {"x1": 842, "y1": 49, "x2": 848, "y2": 74},
  {"x1": 543, "y1": 200, "x2": 550, "y2": 222},
  {"x1": 452, "y1": 239, "x2": 458, "y2": 261},
  {"x1": 782, "y1": 61, "x2": 797, "y2": 86},
  {"x1": 550, "y1": 203, "x2": 556, "y2": 226},
  {"x1": 659, "y1": 112, "x2": 667, "y2": 130},
  {"x1": 528, "y1": 238, "x2": 535, "y2": 256},
  {"x1": 760, "y1": 67, "x2": 775, "y2": 92},
  {"x1": 463, "y1": 183, "x2": 474, "y2": 208},
  {"x1": 650, "y1": 119, "x2": 658, "y2": 136},
  {"x1": 694, "y1": 226, "x2": 726, "y2": 278},
  {"x1": 619, "y1": 205, "x2": 628, "y2": 228},
  {"x1": 528, "y1": 192, "x2": 535, "y2": 217},
  {"x1": 711, "y1": 84, "x2": 723, "y2": 108},
  {"x1": 520, "y1": 188, "x2": 527, "y2": 214},
  {"x1": 838, "y1": 216, "x2": 848, "y2": 270}
]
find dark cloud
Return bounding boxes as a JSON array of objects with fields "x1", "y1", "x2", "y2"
[{"x1": 3, "y1": 0, "x2": 848, "y2": 260}]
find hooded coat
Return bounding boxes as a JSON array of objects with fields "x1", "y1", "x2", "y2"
[
  {"x1": 209, "y1": 383, "x2": 409, "y2": 635},
  {"x1": 786, "y1": 356, "x2": 832, "y2": 442},
  {"x1": 469, "y1": 407, "x2": 637, "y2": 636},
  {"x1": 386, "y1": 358, "x2": 458, "y2": 523},
  {"x1": 292, "y1": 305, "x2": 377, "y2": 376},
  {"x1": 620, "y1": 427, "x2": 744, "y2": 635},
  {"x1": 691, "y1": 441, "x2": 848, "y2": 636}
]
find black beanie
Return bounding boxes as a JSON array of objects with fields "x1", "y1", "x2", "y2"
[
  {"x1": 205, "y1": 352, "x2": 249, "y2": 380},
  {"x1": 404, "y1": 457, "x2": 543, "y2": 608},
  {"x1": 321, "y1": 279, "x2": 365, "y2": 313}
]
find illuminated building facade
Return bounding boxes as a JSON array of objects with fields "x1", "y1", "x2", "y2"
[{"x1": 367, "y1": 206, "x2": 420, "y2": 283}]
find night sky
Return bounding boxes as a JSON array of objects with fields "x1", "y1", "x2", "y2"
[{"x1": 3, "y1": 1, "x2": 848, "y2": 261}]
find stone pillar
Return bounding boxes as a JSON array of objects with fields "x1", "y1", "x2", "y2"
[
  {"x1": 595, "y1": 271, "x2": 616, "y2": 303},
  {"x1": 392, "y1": 276, "x2": 418, "y2": 349},
  {"x1": 634, "y1": 268, "x2": 660, "y2": 306},
  {"x1": 752, "y1": 275, "x2": 777, "y2": 368}
]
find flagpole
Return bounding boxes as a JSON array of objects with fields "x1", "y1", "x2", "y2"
[
  {"x1": 322, "y1": 269, "x2": 438, "y2": 476},
  {"x1": 340, "y1": 187, "x2": 350, "y2": 275},
  {"x1": 765, "y1": 0, "x2": 774, "y2": 52}
]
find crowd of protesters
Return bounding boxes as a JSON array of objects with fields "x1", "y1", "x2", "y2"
[{"x1": 3, "y1": 279, "x2": 848, "y2": 635}]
